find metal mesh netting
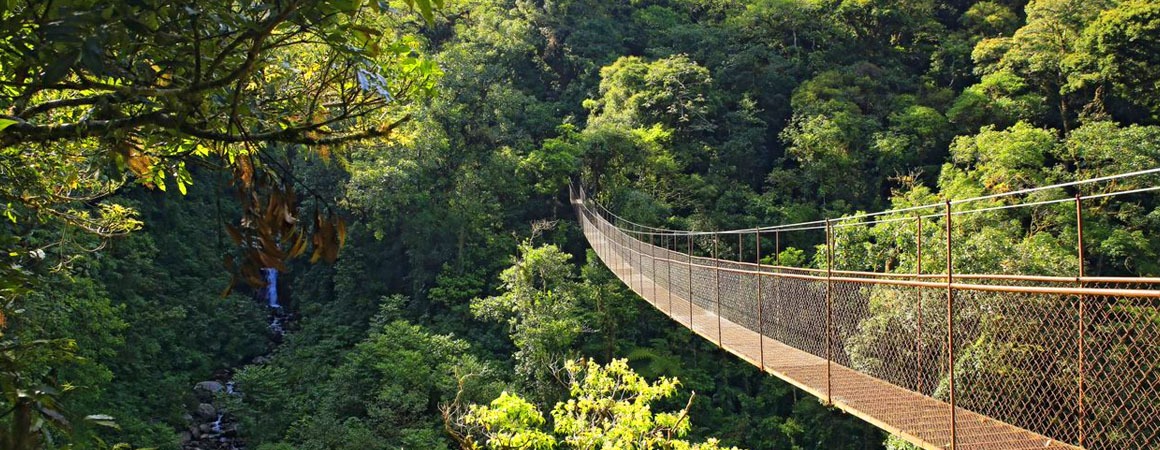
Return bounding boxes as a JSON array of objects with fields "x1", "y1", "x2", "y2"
[{"x1": 573, "y1": 196, "x2": 1160, "y2": 450}]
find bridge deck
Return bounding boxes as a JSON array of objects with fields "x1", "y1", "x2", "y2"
[{"x1": 590, "y1": 231, "x2": 1077, "y2": 450}]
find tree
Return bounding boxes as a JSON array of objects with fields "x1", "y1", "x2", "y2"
[
  {"x1": 0, "y1": 0, "x2": 443, "y2": 288},
  {"x1": 584, "y1": 55, "x2": 713, "y2": 132},
  {"x1": 965, "y1": 0, "x2": 1114, "y2": 131},
  {"x1": 1072, "y1": 0, "x2": 1160, "y2": 120},
  {"x1": 472, "y1": 242, "x2": 589, "y2": 400},
  {"x1": 0, "y1": 0, "x2": 443, "y2": 446},
  {"x1": 449, "y1": 359, "x2": 741, "y2": 450}
]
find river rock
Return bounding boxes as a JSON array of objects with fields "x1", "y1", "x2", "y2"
[
  {"x1": 196, "y1": 403, "x2": 216, "y2": 420},
  {"x1": 194, "y1": 381, "x2": 224, "y2": 400}
]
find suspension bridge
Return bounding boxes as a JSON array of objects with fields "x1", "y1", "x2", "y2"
[{"x1": 570, "y1": 171, "x2": 1160, "y2": 449}]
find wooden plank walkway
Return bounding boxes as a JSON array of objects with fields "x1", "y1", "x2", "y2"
[{"x1": 585, "y1": 226, "x2": 1078, "y2": 450}]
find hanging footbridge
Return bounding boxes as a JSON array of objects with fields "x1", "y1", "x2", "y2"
[{"x1": 569, "y1": 172, "x2": 1160, "y2": 450}]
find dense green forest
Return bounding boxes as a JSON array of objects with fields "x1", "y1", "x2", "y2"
[{"x1": 1, "y1": 0, "x2": 1158, "y2": 449}]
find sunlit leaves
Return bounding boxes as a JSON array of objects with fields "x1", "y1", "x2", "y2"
[
  {"x1": 457, "y1": 359, "x2": 740, "y2": 450},
  {"x1": 471, "y1": 242, "x2": 588, "y2": 398},
  {"x1": 0, "y1": 0, "x2": 445, "y2": 293},
  {"x1": 463, "y1": 392, "x2": 556, "y2": 450},
  {"x1": 948, "y1": 122, "x2": 1056, "y2": 193},
  {"x1": 1074, "y1": 0, "x2": 1160, "y2": 119}
]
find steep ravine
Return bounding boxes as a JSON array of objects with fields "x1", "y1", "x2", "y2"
[{"x1": 181, "y1": 269, "x2": 288, "y2": 450}]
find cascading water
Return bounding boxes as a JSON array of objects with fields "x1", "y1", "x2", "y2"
[
  {"x1": 262, "y1": 268, "x2": 281, "y2": 308},
  {"x1": 269, "y1": 317, "x2": 284, "y2": 336},
  {"x1": 211, "y1": 414, "x2": 223, "y2": 434}
]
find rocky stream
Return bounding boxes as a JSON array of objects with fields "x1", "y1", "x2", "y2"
[{"x1": 181, "y1": 268, "x2": 287, "y2": 450}]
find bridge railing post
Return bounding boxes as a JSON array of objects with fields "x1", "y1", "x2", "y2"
[
  {"x1": 620, "y1": 222, "x2": 626, "y2": 280},
  {"x1": 1076, "y1": 192, "x2": 1086, "y2": 448},
  {"x1": 619, "y1": 221, "x2": 626, "y2": 283},
  {"x1": 630, "y1": 224, "x2": 637, "y2": 293},
  {"x1": 688, "y1": 234, "x2": 694, "y2": 330},
  {"x1": 632, "y1": 224, "x2": 638, "y2": 294},
  {"x1": 825, "y1": 219, "x2": 833, "y2": 405},
  {"x1": 714, "y1": 234, "x2": 722, "y2": 347},
  {"x1": 640, "y1": 228, "x2": 649, "y2": 295},
  {"x1": 651, "y1": 233, "x2": 657, "y2": 305},
  {"x1": 945, "y1": 200, "x2": 956, "y2": 449},
  {"x1": 917, "y1": 215, "x2": 924, "y2": 396},
  {"x1": 666, "y1": 234, "x2": 673, "y2": 316},
  {"x1": 775, "y1": 231, "x2": 781, "y2": 341},
  {"x1": 757, "y1": 230, "x2": 765, "y2": 372}
]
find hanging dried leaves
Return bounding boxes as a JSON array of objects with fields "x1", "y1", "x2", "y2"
[{"x1": 222, "y1": 157, "x2": 348, "y2": 292}]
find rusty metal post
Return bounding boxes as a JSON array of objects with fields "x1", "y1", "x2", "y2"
[
  {"x1": 715, "y1": 234, "x2": 723, "y2": 347},
  {"x1": 636, "y1": 227, "x2": 643, "y2": 295},
  {"x1": 629, "y1": 225, "x2": 635, "y2": 289},
  {"x1": 667, "y1": 234, "x2": 673, "y2": 315},
  {"x1": 627, "y1": 225, "x2": 633, "y2": 286},
  {"x1": 649, "y1": 232, "x2": 656, "y2": 305},
  {"x1": 917, "y1": 215, "x2": 925, "y2": 395},
  {"x1": 625, "y1": 224, "x2": 631, "y2": 284},
  {"x1": 1076, "y1": 192, "x2": 1087, "y2": 448},
  {"x1": 640, "y1": 230, "x2": 646, "y2": 297},
  {"x1": 612, "y1": 220, "x2": 621, "y2": 276},
  {"x1": 757, "y1": 231, "x2": 765, "y2": 371},
  {"x1": 826, "y1": 219, "x2": 834, "y2": 405},
  {"x1": 615, "y1": 221, "x2": 622, "y2": 276},
  {"x1": 945, "y1": 200, "x2": 956, "y2": 449},
  {"x1": 688, "y1": 234, "x2": 694, "y2": 329},
  {"x1": 775, "y1": 230, "x2": 781, "y2": 341},
  {"x1": 636, "y1": 225, "x2": 643, "y2": 295}
]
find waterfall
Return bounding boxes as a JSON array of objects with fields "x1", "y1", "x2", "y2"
[
  {"x1": 262, "y1": 268, "x2": 281, "y2": 308},
  {"x1": 211, "y1": 414, "x2": 223, "y2": 433},
  {"x1": 269, "y1": 317, "x2": 284, "y2": 336},
  {"x1": 225, "y1": 381, "x2": 235, "y2": 395}
]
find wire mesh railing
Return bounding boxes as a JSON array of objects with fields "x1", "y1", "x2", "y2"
[{"x1": 570, "y1": 181, "x2": 1160, "y2": 450}]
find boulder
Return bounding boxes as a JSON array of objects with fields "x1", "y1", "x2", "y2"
[
  {"x1": 196, "y1": 403, "x2": 216, "y2": 420},
  {"x1": 194, "y1": 381, "x2": 224, "y2": 400},
  {"x1": 180, "y1": 431, "x2": 193, "y2": 444}
]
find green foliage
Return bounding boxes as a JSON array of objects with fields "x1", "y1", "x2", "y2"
[
  {"x1": 1075, "y1": 0, "x2": 1160, "y2": 119},
  {"x1": 586, "y1": 55, "x2": 713, "y2": 132},
  {"x1": 458, "y1": 359, "x2": 740, "y2": 450},
  {"x1": 472, "y1": 242, "x2": 589, "y2": 400},
  {"x1": 463, "y1": 392, "x2": 556, "y2": 450},
  {"x1": 949, "y1": 122, "x2": 1058, "y2": 192},
  {"x1": 6, "y1": 1, "x2": 1160, "y2": 450}
]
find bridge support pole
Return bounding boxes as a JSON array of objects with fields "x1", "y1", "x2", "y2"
[
  {"x1": 636, "y1": 225, "x2": 643, "y2": 295},
  {"x1": 945, "y1": 200, "x2": 956, "y2": 449},
  {"x1": 629, "y1": 225, "x2": 633, "y2": 289},
  {"x1": 775, "y1": 231, "x2": 781, "y2": 341},
  {"x1": 688, "y1": 235, "x2": 694, "y2": 329},
  {"x1": 917, "y1": 215, "x2": 924, "y2": 395},
  {"x1": 825, "y1": 219, "x2": 833, "y2": 405},
  {"x1": 617, "y1": 221, "x2": 623, "y2": 279},
  {"x1": 667, "y1": 234, "x2": 673, "y2": 316},
  {"x1": 715, "y1": 235, "x2": 723, "y2": 348},
  {"x1": 640, "y1": 230, "x2": 646, "y2": 298},
  {"x1": 650, "y1": 233, "x2": 656, "y2": 305},
  {"x1": 757, "y1": 231, "x2": 765, "y2": 371},
  {"x1": 1076, "y1": 193, "x2": 1086, "y2": 448}
]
